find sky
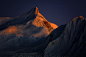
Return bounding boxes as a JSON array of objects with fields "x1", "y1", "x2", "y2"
[{"x1": 0, "y1": 0, "x2": 86, "y2": 26}]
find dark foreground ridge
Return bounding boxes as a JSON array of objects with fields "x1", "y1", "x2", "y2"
[{"x1": 44, "y1": 16, "x2": 86, "y2": 57}]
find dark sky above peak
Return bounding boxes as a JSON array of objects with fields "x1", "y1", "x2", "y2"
[{"x1": 0, "y1": 0, "x2": 86, "y2": 26}]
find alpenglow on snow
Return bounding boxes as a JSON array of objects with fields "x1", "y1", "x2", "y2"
[{"x1": 0, "y1": 7, "x2": 58, "y2": 56}]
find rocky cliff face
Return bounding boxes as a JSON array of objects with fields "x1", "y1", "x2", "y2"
[{"x1": 44, "y1": 16, "x2": 86, "y2": 57}]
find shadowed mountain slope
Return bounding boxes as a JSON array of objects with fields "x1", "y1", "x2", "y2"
[{"x1": 44, "y1": 16, "x2": 86, "y2": 57}]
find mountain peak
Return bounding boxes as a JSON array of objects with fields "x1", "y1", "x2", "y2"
[
  {"x1": 78, "y1": 16, "x2": 84, "y2": 19},
  {"x1": 34, "y1": 7, "x2": 39, "y2": 15},
  {"x1": 21, "y1": 7, "x2": 39, "y2": 16}
]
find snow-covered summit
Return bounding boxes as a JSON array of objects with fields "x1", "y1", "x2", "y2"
[
  {"x1": 21, "y1": 7, "x2": 39, "y2": 16},
  {"x1": 0, "y1": 7, "x2": 58, "y2": 55}
]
